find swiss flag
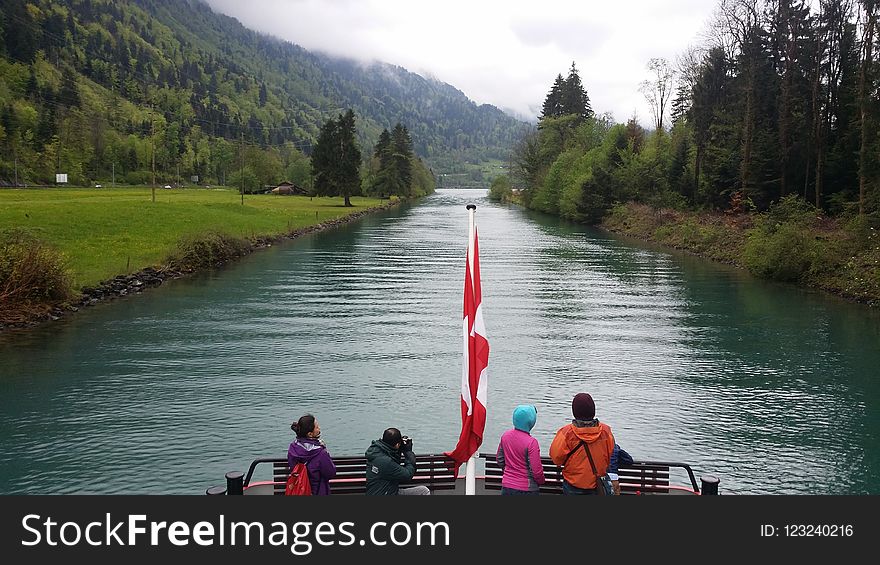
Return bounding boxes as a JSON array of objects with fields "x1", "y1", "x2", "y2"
[{"x1": 445, "y1": 226, "x2": 488, "y2": 472}]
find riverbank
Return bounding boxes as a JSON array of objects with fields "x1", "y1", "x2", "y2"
[
  {"x1": 0, "y1": 189, "x2": 398, "y2": 332},
  {"x1": 601, "y1": 201, "x2": 880, "y2": 306}
]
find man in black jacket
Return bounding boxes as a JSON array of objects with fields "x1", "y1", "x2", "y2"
[{"x1": 365, "y1": 428, "x2": 430, "y2": 495}]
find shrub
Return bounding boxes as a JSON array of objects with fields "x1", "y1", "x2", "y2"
[
  {"x1": 488, "y1": 175, "x2": 512, "y2": 202},
  {"x1": 124, "y1": 170, "x2": 153, "y2": 185},
  {"x1": 0, "y1": 230, "x2": 73, "y2": 322},
  {"x1": 167, "y1": 232, "x2": 253, "y2": 272},
  {"x1": 764, "y1": 194, "x2": 818, "y2": 227},
  {"x1": 744, "y1": 222, "x2": 816, "y2": 281}
]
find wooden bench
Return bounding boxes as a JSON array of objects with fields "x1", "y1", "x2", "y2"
[
  {"x1": 481, "y1": 454, "x2": 700, "y2": 495},
  {"x1": 242, "y1": 454, "x2": 458, "y2": 495}
]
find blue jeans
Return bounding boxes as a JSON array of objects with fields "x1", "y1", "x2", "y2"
[
  {"x1": 501, "y1": 487, "x2": 539, "y2": 495},
  {"x1": 562, "y1": 481, "x2": 596, "y2": 495}
]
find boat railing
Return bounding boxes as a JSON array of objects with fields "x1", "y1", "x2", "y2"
[{"x1": 214, "y1": 453, "x2": 718, "y2": 495}]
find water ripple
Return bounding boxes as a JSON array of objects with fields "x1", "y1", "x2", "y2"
[{"x1": 2, "y1": 189, "x2": 880, "y2": 494}]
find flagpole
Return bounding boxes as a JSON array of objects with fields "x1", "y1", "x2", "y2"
[{"x1": 465, "y1": 204, "x2": 477, "y2": 495}]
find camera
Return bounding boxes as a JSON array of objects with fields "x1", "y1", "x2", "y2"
[{"x1": 400, "y1": 436, "x2": 413, "y2": 452}]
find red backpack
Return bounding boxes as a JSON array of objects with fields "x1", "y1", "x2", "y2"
[{"x1": 285, "y1": 462, "x2": 312, "y2": 496}]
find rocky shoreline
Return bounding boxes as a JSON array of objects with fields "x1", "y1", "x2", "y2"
[{"x1": 0, "y1": 200, "x2": 401, "y2": 335}]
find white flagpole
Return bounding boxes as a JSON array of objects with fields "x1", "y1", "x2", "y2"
[{"x1": 465, "y1": 204, "x2": 477, "y2": 495}]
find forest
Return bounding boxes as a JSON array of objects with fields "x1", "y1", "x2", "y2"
[
  {"x1": 506, "y1": 0, "x2": 879, "y2": 220},
  {"x1": 493, "y1": 0, "x2": 879, "y2": 299}
]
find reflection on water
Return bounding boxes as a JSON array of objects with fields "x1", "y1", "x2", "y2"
[{"x1": 1, "y1": 189, "x2": 879, "y2": 494}]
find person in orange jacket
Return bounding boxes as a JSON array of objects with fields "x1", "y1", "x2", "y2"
[{"x1": 549, "y1": 393, "x2": 617, "y2": 495}]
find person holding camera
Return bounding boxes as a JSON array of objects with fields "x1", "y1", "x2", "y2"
[{"x1": 365, "y1": 427, "x2": 430, "y2": 495}]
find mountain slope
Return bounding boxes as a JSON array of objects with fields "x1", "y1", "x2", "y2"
[{"x1": 0, "y1": 0, "x2": 526, "y2": 185}]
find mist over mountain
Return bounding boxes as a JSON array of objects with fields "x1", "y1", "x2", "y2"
[{"x1": 0, "y1": 0, "x2": 527, "y2": 185}]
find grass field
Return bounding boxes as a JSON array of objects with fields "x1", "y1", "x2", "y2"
[{"x1": 0, "y1": 187, "x2": 386, "y2": 288}]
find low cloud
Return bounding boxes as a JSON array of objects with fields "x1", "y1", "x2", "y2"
[{"x1": 203, "y1": 0, "x2": 717, "y2": 124}]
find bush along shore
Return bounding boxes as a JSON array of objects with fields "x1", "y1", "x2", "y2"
[
  {"x1": 601, "y1": 198, "x2": 880, "y2": 306},
  {"x1": 0, "y1": 200, "x2": 400, "y2": 333}
]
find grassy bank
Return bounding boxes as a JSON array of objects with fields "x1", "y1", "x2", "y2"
[
  {"x1": 602, "y1": 200, "x2": 880, "y2": 305},
  {"x1": 0, "y1": 187, "x2": 389, "y2": 327},
  {"x1": 0, "y1": 187, "x2": 386, "y2": 287}
]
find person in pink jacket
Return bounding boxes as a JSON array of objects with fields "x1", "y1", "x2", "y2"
[{"x1": 496, "y1": 405, "x2": 545, "y2": 495}]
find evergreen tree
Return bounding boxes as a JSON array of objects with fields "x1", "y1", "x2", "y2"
[
  {"x1": 311, "y1": 117, "x2": 341, "y2": 198},
  {"x1": 690, "y1": 47, "x2": 731, "y2": 203},
  {"x1": 540, "y1": 74, "x2": 566, "y2": 119},
  {"x1": 391, "y1": 123, "x2": 414, "y2": 197},
  {"x1": 670, "y1": 82, "x2": 691, "y2": 126},
  {"x1": 768, "y1": 0, "x2": 816, "y2": 198},
  {"x1": 560, "y1": 62, "x2": 593, "y2": 120},
  {"x1": 370, "y1": 123, "x2": 417, "y2": 198},
  {"x1": 337, "y1": 109, "x2": 362, "y2": 207},
  {"x1": 374, "y1": 129, "x2": 393, "y2": 172},
  {"x1": 312, "y1": 110, "x2": 361, "y2": 206},
  {"x1": 4, "y1": 0, "x2": 39, "y2": 63}
]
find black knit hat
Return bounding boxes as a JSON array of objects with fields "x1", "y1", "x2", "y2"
[{"x1": 572, "y1": 393, "x2": 596, "y2": 420}]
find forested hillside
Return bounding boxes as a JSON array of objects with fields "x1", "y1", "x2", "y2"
[
  {"x1": 498, "y1": 0, "x2": 880, "y2": 300},
  {"x1": 0, "y1": 0, "x2": 525, "y2": 187},
  {"x1": 509, "y1": 0, "x2": 879, "y2": 220}
]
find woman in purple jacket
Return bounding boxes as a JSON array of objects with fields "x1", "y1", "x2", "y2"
[
  {"x1": 288, "y1": 414, "x2": 337, "y2": 495},
  {"x1": 496, "y1": 405, "x2": 545, "y2": 495}
]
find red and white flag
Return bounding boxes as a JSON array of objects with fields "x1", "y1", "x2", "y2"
[{"x1": 445, "y1": 225, "x2": 489, "y2": 472}]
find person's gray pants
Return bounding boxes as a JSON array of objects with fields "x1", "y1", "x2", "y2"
[{"x1": 398, "y1": 485, "x2": 430, "y2": 495}]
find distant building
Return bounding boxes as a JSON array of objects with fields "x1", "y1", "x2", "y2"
[{"x1": 270, "y1": 181, "x2": 307, "y2": 195}]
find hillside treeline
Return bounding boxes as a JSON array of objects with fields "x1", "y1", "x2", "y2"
[{"x1": 0, "y1": 0, "x2": 522, "y2": 187}]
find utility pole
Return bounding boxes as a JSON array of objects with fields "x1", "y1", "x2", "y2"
[
  {"x1": 151, "y1": 108, "x2": 156, "y2": 203},
  {"x1": 239, "y1": 132, "x2": 244, "y2": 206},
  {"x1": 177, "y1": 163, "x2": 180, "y2": 189},
  {"x1": 112, "y1": 162, "x2": 115, "y2": 188},
  {"x1": 13, "y1": 155, "x2": 18, "y2": 188}
]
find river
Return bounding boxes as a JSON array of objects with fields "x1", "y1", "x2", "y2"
[{"x1": 1, "y1": 188, "x2": 878, "y2": 494}]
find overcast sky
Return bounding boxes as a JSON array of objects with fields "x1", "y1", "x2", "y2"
[{"x1": 203, "y1": 0, "x2": 718, "y2": 124}]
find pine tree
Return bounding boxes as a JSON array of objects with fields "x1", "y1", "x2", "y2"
[
  {"x1": 690, "y1": 47, "x2": 731, "y2": 203},
  {"x1": 540, "y1": 74, "x2": 566, "y2": 119},
  {"x1": 391, "y1": 123, "x2": 413, "y2": 197},
  {"x1": 336, "y1": 109, "x2": 362, "y2": 206},
  {"x1": 311, "y1": 110, "x2": 363, "y2": 205},
  {"x1": 374, "y1": 128, "x2": 392, "y2": 168},
  {"x1": 670, "y1": 81, "x2": 691, "y2": 126},
  {"x1": 311, "y1": 116, "x2": 340, "y2": 199},
  {"x1": 370, "y1": 128, "x2": 394, "y2": 197},
  {"x1": 561, "y1": 62, "x2": 593, "y2": 120}
]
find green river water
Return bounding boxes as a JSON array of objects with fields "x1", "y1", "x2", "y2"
[{"x1": 1, "y1": 189, "x2": 878, "y2": 494}]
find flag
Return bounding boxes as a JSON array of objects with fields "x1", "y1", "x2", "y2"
[{"x1": 445, "y1": 226, "x2": 489, "y2": 473}]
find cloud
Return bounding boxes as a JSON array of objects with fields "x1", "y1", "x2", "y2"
[
  {"x1": 511, "y1": 17, "x2": 609, "y2": 53},
  {"x1": 203, "y1": 0, "x2": 718, "y2": 125}
]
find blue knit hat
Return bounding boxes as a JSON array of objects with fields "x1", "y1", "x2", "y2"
[{"x1": 512, "y1": 405, "x2": 537, "y2": 432}]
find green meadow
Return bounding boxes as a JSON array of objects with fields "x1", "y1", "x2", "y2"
[{"x1": 0, "y1": 187, "x2": 386, "y2": 288}]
